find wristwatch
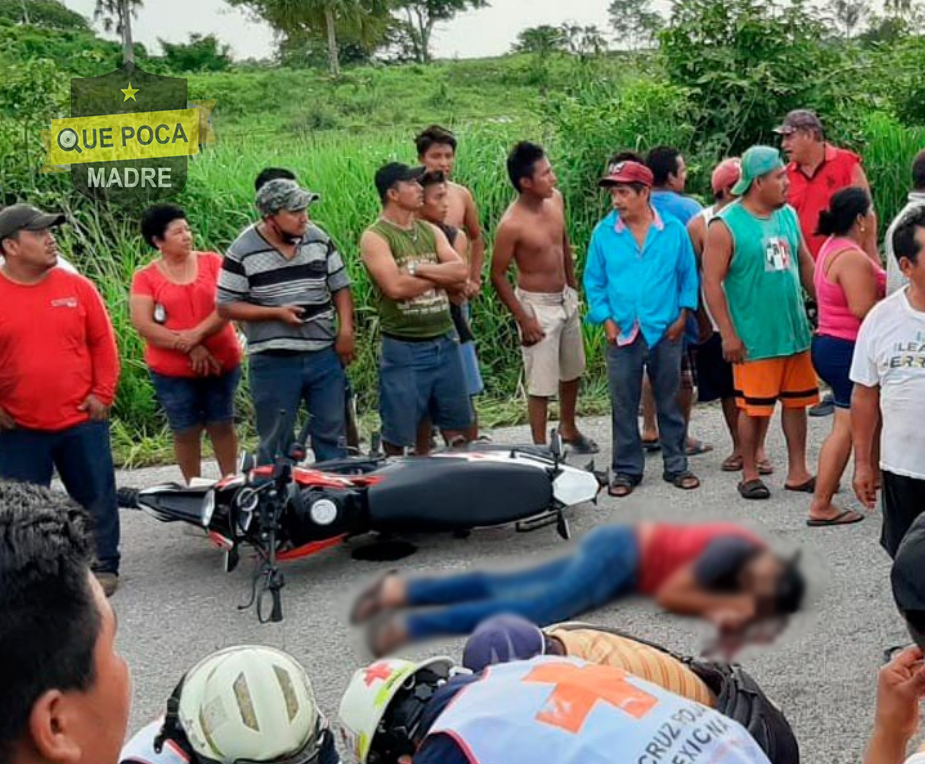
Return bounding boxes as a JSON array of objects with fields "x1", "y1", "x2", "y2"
[{"x1": 408, "y1": 261, "x2": 417, "y2": 277}]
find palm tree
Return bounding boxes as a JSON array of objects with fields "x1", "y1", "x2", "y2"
[{"x1": 95, "y1": 0, "x2": 143, "y2": 63}]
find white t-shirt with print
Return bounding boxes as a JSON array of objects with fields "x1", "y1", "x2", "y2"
[
  {"x1": 905, "y1": 754, "x2": 925, "y2": 764},
  {"x1": 850, "y1": 288, "x2": 925, "y2": 479}
]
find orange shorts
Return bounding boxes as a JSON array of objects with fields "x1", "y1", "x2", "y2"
[{"x1": 733, "y1": 351, "x2": 820, "y2": 416}]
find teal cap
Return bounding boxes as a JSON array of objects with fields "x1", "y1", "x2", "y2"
[{"x1": 731, "y1": 146, "x2": 784, "y2": 196}]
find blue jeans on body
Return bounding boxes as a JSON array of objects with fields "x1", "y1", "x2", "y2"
[
  {"x1": 607, "y1": 334, "x2": 688, "y2": 479},
  {"x1": 249, "y1": 347, "x2": 347, "y2": 464},
  {"x1": 404, "y1": 524, "x2": 639, "y2": 639},
  {"x1": 0, "y1": 420, "x2": 121, "y2": 573},
  {"x1": 150, "y1": 366, "x2": 241, "y2": 432}
]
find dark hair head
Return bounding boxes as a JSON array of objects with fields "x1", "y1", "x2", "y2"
[
  {"x1": 893, "y1": 205, "x2": 925, "y2": 265},
  {"x1": 646, "y1": 145, "x2": 682, "y2": 187},
  {"x1": 255, "y1": 167, "x2": 296, "y2": 192},
  {"x1": 140, "y1": 204, "x2": 187, "y2": 248},
  {"x1": 815, "y1": 187, "x2": 871, "y2": 237},
  {"x1": 420, "y1": 170, "x2": 447, "y2": 189},
  {"x1": 906, "y1": 611, "x2": 925, "y2": 651},
  {"x1": 911, "y1": 150, "x2": 925, "y2": 191},
  {"x1": 774, "y1": 553, "x2": 805, "y2": 616},
  {"x1": 607, "y1": 150, "x2": 644, "y2": 165},
  {"x1": 507, "y1": 141, "x2": 546, "y2": 192},
  {"x1": 415, "y1": 125, "x2": 457, "y2": 157},
  {"x1": 0, "y1": 481, "x2": 99, "y2": 761}
]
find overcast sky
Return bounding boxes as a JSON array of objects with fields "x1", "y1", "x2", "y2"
[{"x1": 61, "y1": 0, "x2": 660, "y2": 61}]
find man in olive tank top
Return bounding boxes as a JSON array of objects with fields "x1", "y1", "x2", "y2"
[
  {"x1": 360, "y1": 163, "x2": 472, "y2": 454},
  {"x1": 703, "y1": 147, "x2": 819, "y2": 501}
]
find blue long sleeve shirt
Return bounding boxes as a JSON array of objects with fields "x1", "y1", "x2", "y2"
[{"x1": 583, "y1": 208, "x2": 699, "y2": 348}]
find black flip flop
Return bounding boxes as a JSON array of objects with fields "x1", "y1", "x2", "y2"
[
  {"x1": 664, "y1": 471, "x2": 701, "y2": 490},
  {"x1": 806, "y1": 509, "x2": 864, "y2": 527},
  {"x1": 608, "y1": 474, "x2": 639, "y2": 498},
  {"x1": 738, "y1": 479, "x2": 770, "y2": 500},
  {"x1": 785, "y1": 477, "x2": 816, "y2": 493},
  {"x1": 642, "y1": 438, "x2": 661, "y2": 453}
]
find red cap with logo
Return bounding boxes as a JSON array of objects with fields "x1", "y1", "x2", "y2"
[
  {"x1": 599, "y1": 160, "x2": 654, "y2": 188},
  {"x1": 711, "y1": 158, "x2": 742, "y2": 195}
]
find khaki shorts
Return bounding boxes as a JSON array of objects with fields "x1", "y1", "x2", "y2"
[{"x1": 516, "y1": 287, "x2": 587, "y2": 397}]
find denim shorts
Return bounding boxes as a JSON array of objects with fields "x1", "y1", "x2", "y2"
[
  {"x1": 379, "y1": 333, "x2": 473, "y2": 447},
  {"x1": 150, "y1": 366, "x2": 241, "y2": 432},
  {"x1": 811, "y1": 335, "x2": 855, "y2": 409}
]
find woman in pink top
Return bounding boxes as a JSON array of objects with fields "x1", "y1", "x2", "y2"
[{"x1": 809, "y1": 187, "x2": 886, "y2": 526}]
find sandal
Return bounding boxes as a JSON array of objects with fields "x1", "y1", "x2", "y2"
[
  {"x1": 642, "y1": 438, "x2": 661, "y2": 453},
  {"x1": 561, "y1": 432, "x2": 600, "y2": 455},
  {"x1": 721, "y1": 455, "x2": 743, "y2": 472},
  {"x1": 685, "y1": 440, "x2": 714, "y2": 457},
  {"x1": 785, "y1": 476, "x2": 816, "y2": 493},
  {"x1": 738, "y1": 479, "x2": 770, "y2": 500},
  {"x1": 806, "y1": 509, "x2": 864, "y2": 527},
  {"x1": 758, "y1": 459, "x2": 774, "y2": 476},
  {"x1": 366, "y1": 611, "x2": 410, "y2": 658},
  {"x1": 608, "y1": 474, "x2": 639, "y2": 498},
  {"x1": 350, "y1": 569, "x2": 398, "y2": 625},
  {"x1": 664, "y1": 471, "x2": 700, "y2": 490}
]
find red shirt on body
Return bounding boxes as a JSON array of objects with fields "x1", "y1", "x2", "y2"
[
  {"x1": 637, "y1": 522, "x2": 764, "y2": 594},
  {"x1": 786, "y1": 144, "x2": 861, "y2": 260},
  {"x1": 0, "y1": 268, "x2": 120, "y2": 431},
  {"x1": 130, "y1": 252, "x2": 242, "y2": 378}
]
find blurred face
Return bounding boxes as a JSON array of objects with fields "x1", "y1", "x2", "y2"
[
  {"x1": 753, "y1": 167, "x2": 789, "y2": 209},
  {"x1": 390, "y1": 179, "x2": 425, "y2": 211},
  {"x1": 421, "y1": 182, "x2": 449, "y2": 223},
  {"x1": 419, "y1": 143, "x2": 455, "y2": 176},
  {"x1": 668, "y1": 155, "x2": 688, "y2": 192},
  {"x1": 1, "y1": 227, "x2": 58, "y2": 271},
  {"x1": 609, "y1": 184, "x2": 649, "y2": 219},
  {"x1": 780, "y1": 129, "x2": 817, "y2": 164},
  {"x1": 741, "y1": 552, "x2": 783, "y2": 613},
  {"x1": 271, "y1": 208, "x2": 309, "y2": 240},
  {"x1": 155, "y1": 217, "x2": 193, "y2": 258},
  {"x1": 522, "y1": 157, "x2": 557, "y2": 199},
  {"x1": 900, "y1": 226, "x2": 925, "y2": 290}
]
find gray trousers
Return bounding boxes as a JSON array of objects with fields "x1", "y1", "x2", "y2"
[{"x1": 606, "y1": 334, "x2": 688, "y2": 479}]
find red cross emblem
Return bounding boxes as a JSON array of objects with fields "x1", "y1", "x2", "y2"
[{"x1": 363, "y1": 663, "x2": 393, "y2": 686}]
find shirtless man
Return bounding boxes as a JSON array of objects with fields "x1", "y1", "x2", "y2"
[
  {"x1": 491, "y1": 141, "x2": 597, "y2": 451},
  {"x1": 415, "y1": 125, "x2": 484, "y2": 294}
]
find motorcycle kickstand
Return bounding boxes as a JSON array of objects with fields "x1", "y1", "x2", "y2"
[{"x1": 556, "y1": 511, "x2": 571, "y2": 541}]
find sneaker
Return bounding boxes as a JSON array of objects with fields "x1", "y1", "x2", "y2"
[
  {"x1": 94, "y1": 571, "x2": 119, "y2": 598},
  {"x1": 809, "y1": 394, "x2": 835, "y2": 418}
]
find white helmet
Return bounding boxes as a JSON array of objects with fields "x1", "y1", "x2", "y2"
[
  {"x1": 338, "y1": 656, "x2": 454, "y2": 764},
  {"x1": 163, "y1": 645, "x2": 322, "y2": 764}
]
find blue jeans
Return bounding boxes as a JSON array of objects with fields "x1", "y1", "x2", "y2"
[
  {"x1": 249, "y1": 347, "x2": 347, "y2": 465},
  {"x1": 150, "y1": 366, "x2": 241, "y2": 432},
  {"x1": 607, "y1": 334, "x2": 688, "y2": 479},
  {"x1": 404, "y1": 524, "x2": 639, "y2": 639},
  {"x1": 0, "y1": 421, "x2": 121, "y2": 573}
]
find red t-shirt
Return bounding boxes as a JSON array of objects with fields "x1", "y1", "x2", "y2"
[
  {"x1": 131, "y1": 252, "x2": 242, "y2": 377},
  {"x1": 786, "y1": 144, "x2": 861, "y2": 260},
  {"x1": 0, "y1": 269, "x2": 120, "y2": 432},
  {"x1": 637, "y1": 523, "x2": 763, "y2": 594}
]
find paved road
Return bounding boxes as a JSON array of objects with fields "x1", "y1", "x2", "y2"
[{"x1": 113, "y1": 404, "x2": 909, "y2": 763}]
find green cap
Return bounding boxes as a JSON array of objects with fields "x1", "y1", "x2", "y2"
[{"x1": 731, "y1": 146, "x2": 784, "y2": 196}]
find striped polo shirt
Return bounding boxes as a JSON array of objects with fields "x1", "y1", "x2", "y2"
[{"x1": 217, "y1": 223, "x2": 350, "y2": 355}]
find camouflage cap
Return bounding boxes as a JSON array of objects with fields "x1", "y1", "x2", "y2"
[{"x1": 255, "y1": 178, "x2": 319, "y2": 216}]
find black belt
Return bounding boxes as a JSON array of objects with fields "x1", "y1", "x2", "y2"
[{"x1": 382, "y1": 332, "x2": 447, "y2": 343}]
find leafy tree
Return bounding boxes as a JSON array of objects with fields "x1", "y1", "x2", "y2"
[
  {"x1": 0, "y1": 0, "x2": 90, "y2": 29},
  {"x1": 859, "y1": 12, "x2": 911, "y2": 44},
  {"x1": 160, "y1": 33, "x2": 232, "y2": 72},
  {"x1": 608, "y1": 0, "x2": 663, "y2": 50},
  {"x1": 394, "y1": 0, "x2": 489, "y2": 64},
  {"x1": 511, "y1": 24, "x2": 567, "y2": 55},
  {"x1": 826, "y1": 0, "x2": 868, "y2": 39},
  {"x1": 94, "y1": 0, "x2": 143, "y2": 63},
  {"x1": 560, "y1": 23, "x2": 608, "y2": 60}
]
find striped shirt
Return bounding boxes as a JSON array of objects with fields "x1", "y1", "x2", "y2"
[{"x1": 217, "y1": 223, "x2": 350, "y2": 355}]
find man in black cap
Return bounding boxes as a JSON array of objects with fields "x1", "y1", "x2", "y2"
[
  {"x1": 360, "y1": 162, "x2": 471, "y2": 455},
  {"x1": 217, "y1": 178, "x2": 355, "y2": 464},
  {"x1": 0, "y1": 204, "x2": 121, "y2": 596}
]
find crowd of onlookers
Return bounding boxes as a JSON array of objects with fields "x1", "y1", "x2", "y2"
[{"x1": 5, "y1": 109, "x2": 925, "y2": 762}]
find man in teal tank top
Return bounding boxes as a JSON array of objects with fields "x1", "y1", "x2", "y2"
[
  {"x1": 360, "y1": 163, "x2": 472, "y2": 454},
  {"x1": 703, "y1": 147, "x2": 819, "y2": 501}
]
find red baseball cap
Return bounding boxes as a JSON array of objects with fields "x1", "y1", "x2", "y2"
[
  {"x1": 711, "y1": 158, "x2": 741, "y2": 195},
  {"x1": 599, "y1": 160, "x2": 654, "y2": 188}
]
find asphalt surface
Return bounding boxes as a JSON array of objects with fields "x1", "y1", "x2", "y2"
[{"x1": 112, "y1": 403, "x2": 910, "y2": 763}]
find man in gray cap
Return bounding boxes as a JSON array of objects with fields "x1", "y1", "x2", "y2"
[
  {"x1": 217, "y1": 179, "x2": 355, "y2": 464},
  {"x1": 0, "y1": 204, "x2": 121, "y2": 595}
]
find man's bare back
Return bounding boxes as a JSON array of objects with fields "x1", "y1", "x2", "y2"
[{"x1": 496, "y1": 191, "x2": 568, "y2": 294}]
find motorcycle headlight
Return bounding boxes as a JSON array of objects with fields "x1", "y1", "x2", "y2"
[
  {"x1": 201, "y1": 489, "x2": 216, "y2": 527},
  {"x1": 309, "y1": 498, "x2": 339, "y2": 526}
]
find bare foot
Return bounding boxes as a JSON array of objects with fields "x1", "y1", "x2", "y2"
[
  {"x1": 367, "y1": 611, "x2": 410, "y2": 657},
  {"x1": 350, "y1": 570, "x2": 406, "y2": 625}
]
